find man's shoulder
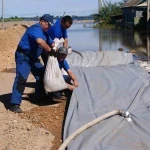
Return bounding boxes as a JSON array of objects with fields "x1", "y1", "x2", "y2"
[
  {"x1": 63, "y1": 59, "x2": 68, "y2": 63},
  {"x1": 55, "y1": 19, "x2": 61, "y2": 24},
  {"x1": 63, "y1": 60, "x2": 70, "y2": 67},
  {"x1": 29, "y1": 23, "x2": 41, "y2": 30},
  {"x1": 48, "y1": 20, "x2": 61, "y2": 36},
  {"x1": 58, "y1": 59, "x2": 68, "y2": 65},
  {"x1": 54, "y1": 19, "x2": 61, "y2": 27},
  {"x1": 27, "y1": 23, "x2": 43, "y2": 34},
  {"x1": 58, "y1": 59, "x2": 70, "y2": 71}
]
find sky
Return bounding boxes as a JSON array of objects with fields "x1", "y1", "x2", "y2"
[{"x1": 0, "y1": 0, "x2": 123, "y2": 18}]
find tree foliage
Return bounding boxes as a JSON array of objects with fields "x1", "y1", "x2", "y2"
[{"x1": 93, "y1": 2, "x2": 123, "y2": 26}]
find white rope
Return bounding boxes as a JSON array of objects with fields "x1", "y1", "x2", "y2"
[
  {"x1": 138, "y1": 60, "x2": 150, "y2": 72},
  {"x1": 58, "y1": 109, "x2": 123, "y2": 150}
]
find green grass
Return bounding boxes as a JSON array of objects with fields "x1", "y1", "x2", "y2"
[
  {"x1": 93, "y1": 23, "x2": 121, "y2": 29},
  {"x1": 0, "y1": 18, "x2": 24, "y2": 22}
]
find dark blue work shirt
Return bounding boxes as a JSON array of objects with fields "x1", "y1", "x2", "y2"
[
  {"x1": 48, "y1": 19, "x2": 68, "y2": 40},
  {"x1": 18, "y1": 23, "x2": 53, "y2": 59},
  {"x1": 58, "y1": 59, "x2": 70, "y2": 71}
]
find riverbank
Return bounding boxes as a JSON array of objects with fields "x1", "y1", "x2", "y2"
[
  {"x1": 0, "y1": 21, "x2": 36, "y2": 29},
  {"x1": 0, "y1": 21, "x2": 38, "y2": 71}
]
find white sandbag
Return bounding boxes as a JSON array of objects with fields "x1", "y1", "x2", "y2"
[
  {"x1": 66, "y1": 51, "x2": 133, "y2": 67},
  {"x1": 61, "y1": 68, "x2": 68, "y2": 75},
  {"x1": 44, "y1": 56, "x2": 68, "y2": 92},
  {"x1": 54, "y1": 38, "x2": 64, "y2": 48}
]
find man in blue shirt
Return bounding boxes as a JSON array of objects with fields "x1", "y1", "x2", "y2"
[
  {"x1": 48, "y1": 15, "x2": 72, "y2": 47},
  {"x1": 53, "y1": 47, "x2": 79, "y2": 98},
  {"x1": 41, "y1": 15, "x2": 73, "y2": 64},
  {"x1": 10, "y1": 14, "x2": 56, "y2": 113}
]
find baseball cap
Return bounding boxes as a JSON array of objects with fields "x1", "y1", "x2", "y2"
[
  {"x1": 58, "y1": 47, "x2": 68, "y2": 55},
  {"x1": 40, "y1": 14, "x2": 53, "y2": 25}
]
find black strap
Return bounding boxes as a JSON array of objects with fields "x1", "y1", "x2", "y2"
[
  {"x1": 16, "y1": 47, "x2": 40, "y2": 62},
  {"x1": 16, "y1": 46, "x2": 28, "y2": 54}
]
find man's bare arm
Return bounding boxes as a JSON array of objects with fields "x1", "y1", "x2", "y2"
[
  {"x1": 67, "y1": 83, "x2": 75, "y2": 90},
  {"x1": 67, "y1": 69, "x2": 79, "y2": 87},
  {"x1": 36, "y1": 38, "x2": 51, "y2": 52},
  {"x1": 63, "y1": 38, "x2": 68, "y2": 48}
]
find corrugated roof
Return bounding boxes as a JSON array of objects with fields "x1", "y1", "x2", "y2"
[
  {"x1": 121, "y1": 0, "x2": 146, "y2": 8},
  {"x1": 137, "y1": 1, "x2": 147, "y2": 6}
]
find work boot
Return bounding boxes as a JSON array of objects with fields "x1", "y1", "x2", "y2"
[
  {"x1": 9, "y1": 104, "x2": 23, "y2": 113},
  {"x1": 64, "y1": 89, "x2": 72, "y2": 99}
]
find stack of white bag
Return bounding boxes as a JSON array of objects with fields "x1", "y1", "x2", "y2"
[
  {"x1": 138, "y1": 60, "x2": 150, "y2": 72},
  {"x1": 43, "y1": 38, "x2": 68, "y2": 93}
]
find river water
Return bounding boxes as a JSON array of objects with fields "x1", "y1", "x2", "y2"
[{"x1": 68, "y1": 23, "x2": 150, "y2": 56}]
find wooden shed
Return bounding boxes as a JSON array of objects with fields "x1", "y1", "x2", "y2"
[{"x1": 121, "y1": 0, "x2": 147, "y2": 29}]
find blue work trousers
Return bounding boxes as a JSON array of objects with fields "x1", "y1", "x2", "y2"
[
  {"x1": 11, "y1": 51, "x2": 45, "y2": 105},
  {"x1": 53, "y1": 75, "x2": 71, "y2": 98}
]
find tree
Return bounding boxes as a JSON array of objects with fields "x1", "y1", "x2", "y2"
[{"x1": 93, "y1": 2, "x2": 123, "y2": 26}]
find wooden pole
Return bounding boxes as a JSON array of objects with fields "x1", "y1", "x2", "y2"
[
  {"x1": 147, "y1": 0, "x2": 150, "y2": 30},
  {"x1": 98, "y1": 0, "x2": 102, "y2": 51},
  {"x1": 147, "y1": 36, "x2": 150, "y2": 61},
  {"x1": 147, "y1": 0, "x2": 150, "y2": 61},
  {"x1": 99, "y1": 29, "x2": 102, "y2": 51},
  {"x1": 2, "y1": 0, "x2": 4, "y2": 29},
  {"x1": 98, "y1": 0, "x2": 102, "y2": 10}
]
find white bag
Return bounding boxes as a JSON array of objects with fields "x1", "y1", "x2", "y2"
[
  {"x1": 54, "y1": 38, "x2": 65, "y2": 49},
  {"x1": 43, "y1": 56, "x2": 68, "y2": 92}
]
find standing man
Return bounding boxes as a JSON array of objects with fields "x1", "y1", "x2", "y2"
[
  {"x1": 10, "y1": 14, "x2": 56, "y2": 113},
  {"x1": 48, "y1": 15, "x2": 73, "y2": 47},
  {"x1": 42, "y1": 15, "x2": 73, "y2": 64}
]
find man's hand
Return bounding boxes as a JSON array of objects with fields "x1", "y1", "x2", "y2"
[
  {"x1": 74, "y1": 81, "x2": 79, "y2": 87},
  {"x1": 67, "y1": 84, "x2": 75, "y2": 91},
  {"x1": 68, "y1": 46, "x2": 72, "y2": 54},
  {"x1": 49, "y1": 48, "x2": 58, "y2": 57},
  {"x1": 67, "y1": 69, "x2": 79, "y2": 88}
]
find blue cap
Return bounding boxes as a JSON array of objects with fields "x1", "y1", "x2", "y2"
[{"x1": 40, "y1": 14, "x2": 53, "y2": 25}]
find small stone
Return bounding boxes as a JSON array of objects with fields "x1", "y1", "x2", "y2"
[
  {"x1": 45, "y1": 131, "x2": 49, "y2": 135},
  {"x1": 55, "y1": 116, "x2": 59, "y2": 120},
  {"x1": 27, "y1": 125, "x2": 31, "y2": 131},
  {"x1": 13, "y1": 120, "x2": 18, "y2": 124},
  {"x1": 41, "y1": 124, "x2": 45, "y2": 128}
]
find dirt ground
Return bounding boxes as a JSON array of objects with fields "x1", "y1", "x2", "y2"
[
  {"x1": 20, "y1": 99, "x2": 68, "y2": 150},
  {"x1": 0, "y1": 22, "x2": 68, "y2": 150}
]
